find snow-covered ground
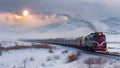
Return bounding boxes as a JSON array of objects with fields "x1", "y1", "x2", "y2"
[
  {"x1": 107, "y1": 43, "x2": 120, "y2": 53},
  {"x1": 0, "y1": 42, "x2": 119, "y2": 68}
]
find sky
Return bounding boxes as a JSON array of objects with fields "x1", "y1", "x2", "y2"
[
  {"x1": 0, "y1": 0, "x2": 120, "y2": 40},
  {"x1": 0, "y1": 0, "x2": 120, "y2": 18}
]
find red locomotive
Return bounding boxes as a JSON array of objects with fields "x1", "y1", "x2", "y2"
[{"x1": 84, "y1": 32, "x2": 107, "y2": 51}]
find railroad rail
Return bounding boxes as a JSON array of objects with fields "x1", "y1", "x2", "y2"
[
  {"x1": 22, "y1": 40, "x2": 120, "y2": 60},
  {"x1": 49, "y1": 42, "x2": 120, "y2": 60}
]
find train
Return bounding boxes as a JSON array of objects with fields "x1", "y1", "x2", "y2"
[{"x1": 35, "y1": 32, "x2": 107, "y2": 52}]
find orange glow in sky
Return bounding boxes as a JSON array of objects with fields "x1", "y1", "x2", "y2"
[
  {"x1": 14, "y1": 14, "x2": 21, "y2": 18},
  {"x1": 23, "y1": 10, "x2": 29, "y2": 16}
]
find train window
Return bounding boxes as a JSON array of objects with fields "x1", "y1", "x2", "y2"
[{"x1": 92, "y1": 35, "x2": 106, "y2": 40}]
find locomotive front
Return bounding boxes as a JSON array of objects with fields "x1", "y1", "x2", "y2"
[{"x1": 90, "y1": 32, "x2": 107, "y2": 51}]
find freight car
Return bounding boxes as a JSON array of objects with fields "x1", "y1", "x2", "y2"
[{"x1": 39, "y1": 32, "x2": 107, "y2": 52}]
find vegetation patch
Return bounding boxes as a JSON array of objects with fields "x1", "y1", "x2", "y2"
[
  {"x1": 32, "y1": 44, "x2": 53, "y2": 49},
  {"x1": 84, "y1": 57, "x2": 108, "y2": 68},
  {"x1": 67, "y1": 51, "x2": 81, "y2": 63},
  {"x1": 84, "y1": 57, "x2": 107, "y2": 65},
  {"x1": 0, "y1": 44, "x2": 54, "y2": 51}
]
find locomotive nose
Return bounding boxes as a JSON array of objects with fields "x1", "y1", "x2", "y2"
[
  {"x1": 97, "y1": 40, "x2": 103, "y2": 45},
  {"x1": 93, "y1": 45, "x2": 107, "y2": 51},
  {"x1": 93, "y1": 41, "x2": 107, "y2": 51},
  {"x1": 98, "y1": 41, "x2": 107, "y2": 46}
]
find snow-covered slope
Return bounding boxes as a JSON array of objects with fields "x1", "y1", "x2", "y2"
[
  {"x1": 91, "y1": 17, "x2": 120, "y2": 42},
  {"x1": 0, "y1": 13, "x2": 120, "y2": 41},
  {"x1": 32, "y1": 14, "x2": 97, "y2": 39},
  {"x1": 98, "y1": 17, "x2": 120, "y2": 34}
]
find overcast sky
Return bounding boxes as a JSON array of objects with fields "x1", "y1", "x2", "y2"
[
  {"x1": 0, "y1": 0, "x2": 120, "y2": 40},
  {"x1": 0, "y1": 0, "x2": 120, "y2": 18}
]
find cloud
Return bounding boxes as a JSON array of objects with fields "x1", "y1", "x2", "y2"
[{"x1": 0, "y1": 12, "x2": 68, "y2": 28}]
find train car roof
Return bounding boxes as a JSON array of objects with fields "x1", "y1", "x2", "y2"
[{"x1": 90, "y1": 32, "x2": 103, "y2": 35}]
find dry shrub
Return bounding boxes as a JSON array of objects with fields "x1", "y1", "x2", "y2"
[
  {"x1": 41, "y1": 63, "x2": 45, "y2": 67},
  {"x1": 46, "y1": 56, "x2": 52, "y2": 61},
  {"x1": 54, "y1": 55, "x2": 60, "y2": 59},
  {"x1": 29, "y1": 57, "x2": 34, "y2": 61},
  {"x1": 46, "y1": 55, "x2": 60, "y2": 61},
  {"x1": 32, "y1": 44, "x2": 53, "y2": 49},
  {"x1": 49, "y1": 49, "x2": 54, "y2": 53},
  {"x1": 0, "y1": 47, "x2": 5, "y2": 50},
  {"x1": 66, "y1": 51, "x2": 81, "y2": 63},
  {"x1": 67, "y1": 54, "x2": 78, "y2": 63},
  {"x1": 76, "y1": 51, "x2": 81, "y2": 56},
  {"x1": 54, "y1": 46, "x2": 57, "y2": 49},
  {"x1": 84, "y1": 57, "x2": 108, "y2": 65},
  {"x1": 62, "y1": 49, "x2": 69, "y2": 54},
  {"x1": 0, "y1": 44, "x2": 53, "y2": 51},
  {"x1": 6, "y1": 45, "x2": 30, "y2": 50},
  {"x1": 84, "y1": 57, "x2": 108, "y2": 68}
]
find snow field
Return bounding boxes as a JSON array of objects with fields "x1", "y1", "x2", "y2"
[{"x1": 0, "y1": 43, "x2": 119, "y2": 68}]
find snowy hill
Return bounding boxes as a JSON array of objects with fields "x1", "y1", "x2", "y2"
[
  {"x1": 99, "y1": 17, "x2": 120, "y2": 34},
  {"x1": 34, "y1": 14, "x2": 97, "y2": 39},
  {"x1": 89, "y1": 16, "x2": 120, "y2": 42},
  {"x1": 0, "y1": 13, "x2": 120, "y2": 41}
]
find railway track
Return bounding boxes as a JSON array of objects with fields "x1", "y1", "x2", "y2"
[
  {"x1": 107, "y1": 42, "x2": 120, "y2": 44},
  {"x1": 60, "y1": 43, "x2": 120, "y2": 59},
  {"x1": 80, "y1": 50, "x2": 120, "y2": 60},
  {"x1": 23, "y1": 40, "x2": 120, "y2": 60},
  {"x1": 54, "y1": 43, "x2": 120, "y2": 60}
]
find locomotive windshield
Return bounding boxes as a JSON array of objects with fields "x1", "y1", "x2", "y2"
[{"x1": 92, "y1": 34, "x2": 106, "y2": 41}]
